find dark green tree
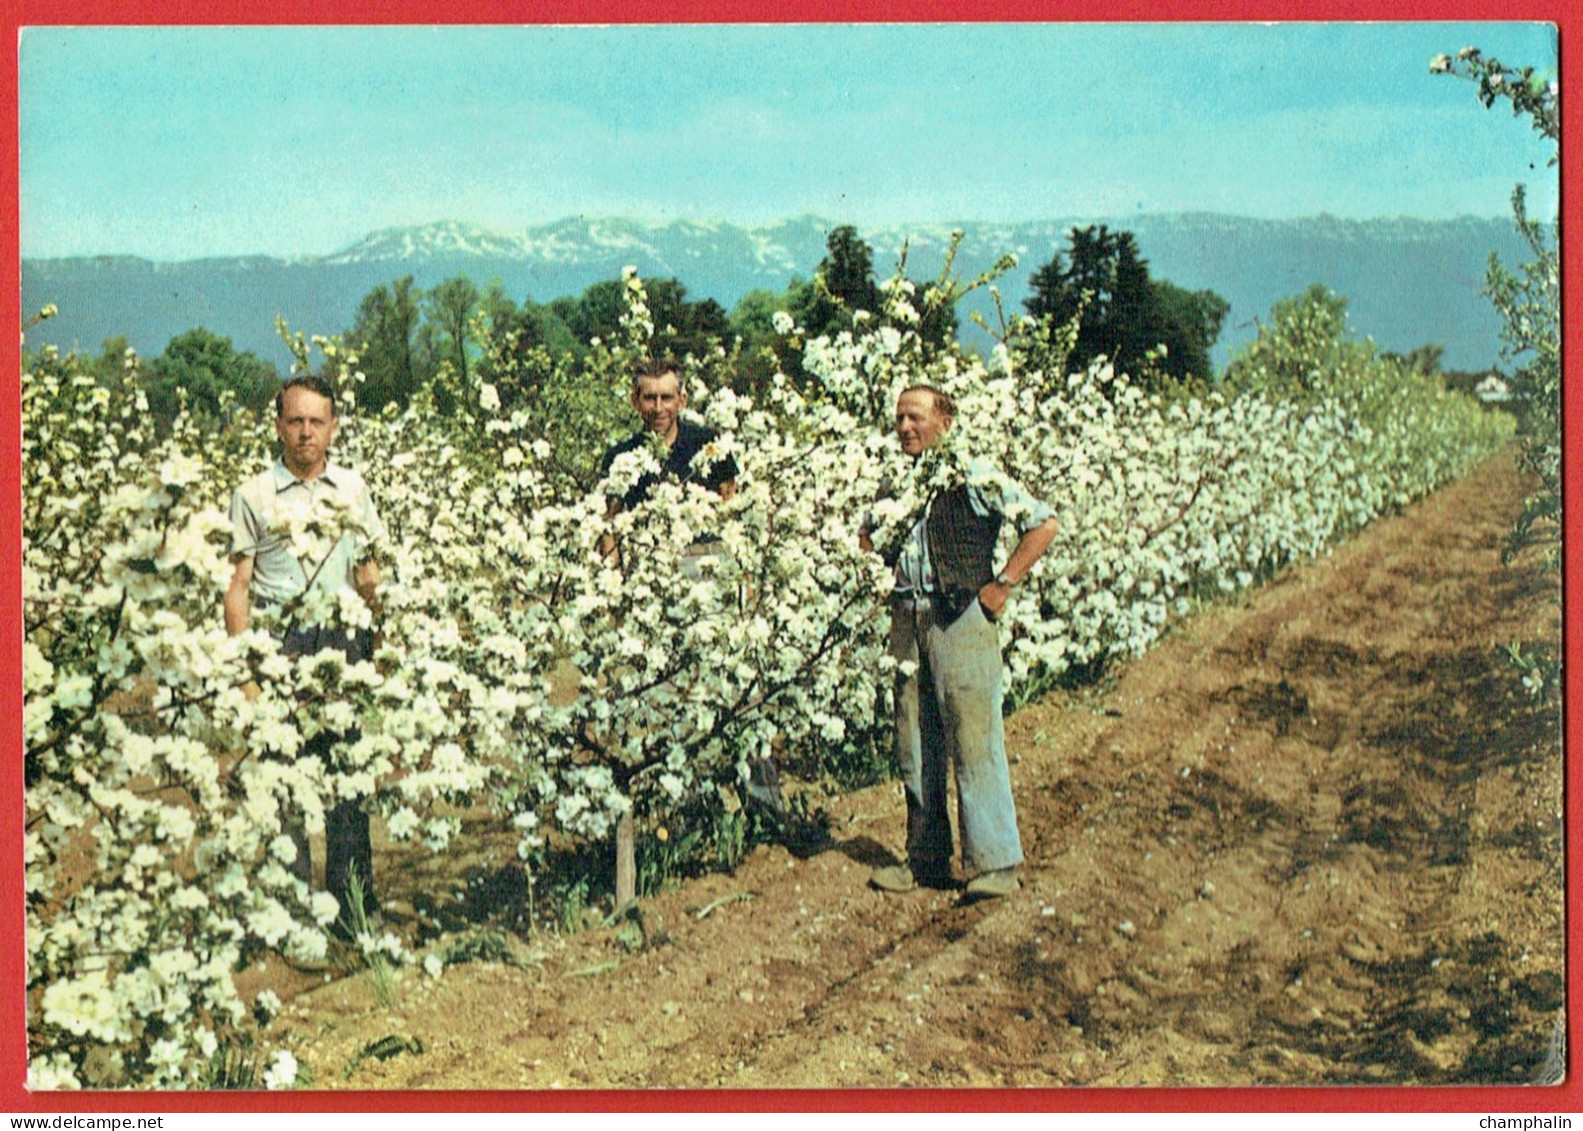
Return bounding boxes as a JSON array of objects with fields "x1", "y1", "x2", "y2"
[
  {"x1": 561, "y1": 279, "x2": 628, "y2": 347},
  {"x1": 477, "y1": 283, "x2": 581, "y2": 406},
  {"x1": 144, "y1": 327, "x2": 278, "y2": 427},
  {"x1": 1025, "y1": 225, "x2": 1227, "y2": 387},
  {"x1": 725, "y1": 283, "x2": 810, "y2": 394},
  {"x1": 822, "y1": 225, "x2": 883, "y2": 316},
  {"x1": 1109, "y1": 232, "x2": 1159, "y2": 371},
  {"x1": 646, "y1": 278, "x2": 731, "y2": 361},
  {"x1": 425, "y1": 276, "x2": 482, "y2": 385},
  {"x1": 559, "y1": 276, "x2": 731, "y2": 363},
  {"x1": 791, "y1": 225, "x2": 885, "y2": 340},
  {"x1": 1381, "y1": 342, "x2": 1446, "y2": 378},
  {"x1": 347, "y1": 275, "x2": 425, "y2": 411},
  {"x1": 728, "y1": 284, "x2": 806, "y2": 397},
  {"x1": 1152, "y1": 281, "x2": 1231, "y2": 383}
]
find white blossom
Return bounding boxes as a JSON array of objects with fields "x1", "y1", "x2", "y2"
[{"x1": 262, "y1": 1049, "x2": 298, "y2": 1090}]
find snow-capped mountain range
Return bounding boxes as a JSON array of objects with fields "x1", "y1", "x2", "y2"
[{"x1": 23, "y1": 212, "x2": 1531, "y2": 373}]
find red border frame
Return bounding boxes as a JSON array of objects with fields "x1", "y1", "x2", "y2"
[{"x1": 3, "y1": 2, "x2": 1576, "y2": 1114}]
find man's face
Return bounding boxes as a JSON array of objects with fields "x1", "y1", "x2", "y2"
[
  {"x1": 275, "y1": 385, "x2": 338, "y2": 478},
  {"x1": 895, "y1": 389, "x2": 951, "y2": 456},
  {"x1": 631, "y1": 371, "x2": 686, "y2": 443}
]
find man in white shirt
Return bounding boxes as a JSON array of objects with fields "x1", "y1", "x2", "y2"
[{"x1": 226, "y1": 374, "x2": 386, "y2": 934}]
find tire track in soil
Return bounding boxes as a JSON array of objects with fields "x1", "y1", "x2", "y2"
[{"x1": 278, "y1": 448, "x2": 1563, "y2": 1090}]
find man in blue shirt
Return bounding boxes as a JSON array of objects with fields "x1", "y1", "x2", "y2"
[
  {"x1": 598, "y1": 359, "x2": 786, "y2": 828},
  {"x1": 598, "y1": 357, "x2": 738, "y2": 512}
]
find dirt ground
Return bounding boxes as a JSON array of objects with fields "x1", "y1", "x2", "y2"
[{"x1": 268, "y1": 447, "x2": 1565, "y2": 1091}]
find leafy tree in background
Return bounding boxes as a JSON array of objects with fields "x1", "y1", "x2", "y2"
[
  {"x1": 1222, "y1": 283, "x2": 1354, "y2": 396},
  {"x1": 558, "y1": 276, "x2": 731, "y2": 363},
  {"x1": 478, "y1": 282, "x2": 580, "y2": 404},
  {"x1": 1152, "y1": 280, "x2": 1231, "y2": 384},
  {"x1": 1381, "y1": 343, "x2": 1447, "y2": 379},
  {"x1": 347, "y1": 275, "x2": 425, "y2": 412},
  {"x1": 821, "y1": 224, "x2": 884, "y2": 318},
  {"x1": 790, "y1": 224, "x2": 960, "y2": 348},
  {"x1": 558, "y1": 279, "x2": 627, "y2": 348},
  {"x1": 59, "y1": 335, "x2": 140, "y2": 392},
  {"x1": 729, "y1": 283, "x2": 806, "y2": 397},
  {"x1": 1026, "y1": 224, "x2": 1123, "y2": 332},
  {"x1": 1025, "y1": 224, "x2": 1227, "y2": 389},
  {"x1": 92, "y1": 335, "x2": 133, "y2": 380},
  {"x1": 144, "y1": 327, "x2": 278, "y2": 427},
  {"x1": 644, "y1": 278, "x2": 732, "y2": 361},
  {"x1": 790, "y1": 225, "x2": 885, "y2": 341},
  {"x1": 426, "y1": 276, "x2": 482, "y2": 385}
]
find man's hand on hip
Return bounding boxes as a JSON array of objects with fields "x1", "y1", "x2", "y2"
[{"x1": 977, "y1": 578, "x2": 1011, "y2": 620}]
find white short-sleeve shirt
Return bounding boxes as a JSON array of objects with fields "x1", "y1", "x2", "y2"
[{"x1": 228, "y1": 457, "x2": 386, "y2": 610}]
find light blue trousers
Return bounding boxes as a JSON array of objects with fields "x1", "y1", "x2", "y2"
[{"x1": 890, "y1": 595, "x2": 1024, "y2": 874}]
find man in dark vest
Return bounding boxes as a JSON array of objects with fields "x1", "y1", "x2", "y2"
[{"x1": 865, "y1": 384, "x2": 1058, "y2": 899}]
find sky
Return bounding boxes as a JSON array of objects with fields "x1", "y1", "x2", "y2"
[{"x1": 18, "y1": 22, "x2": 1562, "y2": 261}]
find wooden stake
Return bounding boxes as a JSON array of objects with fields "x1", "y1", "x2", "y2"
[{"x1": 615, "y1": 810, "x2": 635, "y2": 911}]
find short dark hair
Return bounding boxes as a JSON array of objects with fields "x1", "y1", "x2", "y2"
[
  {"x1": 899, "y1": 383, "x2": 955, "y2": 419},
  {"x1": 275, "y1": 374, "x2": 338, "y2": 418},
  {"x1": 632, "y1": 356, "x2": 684, "y2": 395}
]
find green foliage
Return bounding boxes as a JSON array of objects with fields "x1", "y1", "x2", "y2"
[
  {"x1": 637, "y1": 822, "x2": 707, "y2": 898},
  {"x1": 793, "y1": 224, "x2": 884, "y2": 337},
  {"x1": 784, "y1": 225, "x2": 961, "y2": 353},
  {"x1": 554, "y1": 875, "x2": 594, "y2": 935},
  {"x1": 1222, "y1": 282, "x2": 1514, "y2": 517},
  {"x1": 644, "y1": 278, "x2": 732, "y2": 362},
  {"x1": 480, "y1": 283, "x2": 579, "y2": 377},
  {"x1": 144, "y1": 327, "x2": 279, "y2": 428},
  {"x1": 557, "y1": 278, "x2": 628, "y2": 346},
  {"x1": 348, "y1": 275, "x2": 427, "y2": 412},
  {"x1": 1381, "y1": 343, "x2": 1447, "y2": 378},
  {"x1": 1487, "y1": 188, "x2": 1560, "y2": 572},
  {"x1": 1025, "y1": 225, "x2": 1227, "y2": 388},
  {"x1": 425, "y1": 276, "x2": 482, "y2": 386},
  {"x1": 1435, "y1": 44, "x2": 1560, "y2": 696},
  {"x1": 200, "y1": 1033, "x2": 267, "y2": 1090},
  {"x1": 1152, "y1": 279, "x2": 1231, "y2": 385},
  {"x1": 816, "y1": 721, "x2": 893, "y2": 791},
  {"x1": 557, "y1": 276, "x2": 729, "y2": 364},
  {"x1": 341, "y1": 1035, "x2": 423, "y2": 1081},
  {"x1": 1501, "y1": 640, "x2": 1561, "y2": 700},
  {"x1": 728, "y1": 284, "x2": 805, "y2": 396},
  {"x1": 1432, "y1": 46, "x2": 1558, "y2": 160},
  {"x1": 1223, "y1": 283, "x2": 1354, "y2": 396},
  {"x1": 342, "y1": 872, "x2": 397, "y2": 1009},
  {"x1": 472, "y1": 335, "x2": 631, "y2": 498},
  {"x1": 436, "y1": 929, "x2": 526, "y2": 967}
]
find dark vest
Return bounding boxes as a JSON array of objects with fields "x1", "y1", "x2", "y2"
[{"x1": 927, "y1": 483, "x2": 1003, "y2": 614}]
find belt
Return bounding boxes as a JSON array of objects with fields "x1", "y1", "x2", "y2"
[{"x1": 891, "y1": 586, "x2": 977, "y2": 623}]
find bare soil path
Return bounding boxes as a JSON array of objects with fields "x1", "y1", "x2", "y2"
[{"x1": 273, "y1": 448, "x2": 1564, "y2": 1091}]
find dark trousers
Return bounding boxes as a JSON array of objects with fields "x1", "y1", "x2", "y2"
[{"x1": 282, "y1": 622, "x2": 379, "y2": 923}]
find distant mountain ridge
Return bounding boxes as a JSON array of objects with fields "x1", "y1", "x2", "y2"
[{"x1": 22, "y1": 212, "x2": 1529, "y2": 375}]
